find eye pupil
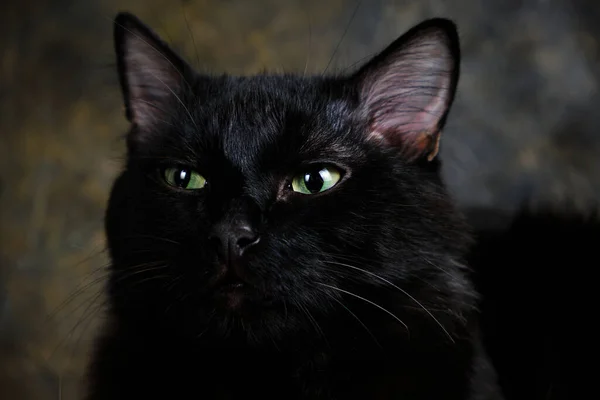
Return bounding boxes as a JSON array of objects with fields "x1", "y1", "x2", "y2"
[
  {"x1": 173, "y1": 168, "x2": 191, "y2": 188},
  {"x1": 163, "y1": 166, "x2": 206, "y2": 190},
  {"x1": 304, "y1": 170, "x2": 324, "y2": 194},
  {"x1": 290, "y1": 165, "x2": 341, "y2": 195}
]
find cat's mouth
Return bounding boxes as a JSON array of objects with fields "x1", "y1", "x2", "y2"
[
  {"x1": 212, "y1": 273, "x2": 255, "y2": 309},
  {"x1": 207, "y1": 261, "x2": 275, "y2": 311},
  {"x1": 216, "y1": 277, "x2": 246, "y2": 292},
  {"x1": 211, "y1": 264, "x2": 251, "y2": 289}
]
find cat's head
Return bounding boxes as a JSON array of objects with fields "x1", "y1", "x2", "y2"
[{"x1": 106, "y1": 12, "x2": 472, "y2": 342}]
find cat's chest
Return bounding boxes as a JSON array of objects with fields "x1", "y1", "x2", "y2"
[
  {"x1": 92, "y1": 327, "x2": 479, "y2": 400},
  {"x1": 135, "y1": 352, "x2": 459, "y2": 400}
]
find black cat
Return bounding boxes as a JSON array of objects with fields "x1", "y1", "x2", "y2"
[{"x1": 86, "y1": 12, "x2": 503, "y2": 399}]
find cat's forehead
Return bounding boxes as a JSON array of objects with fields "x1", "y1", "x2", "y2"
[
  {"x1": 190, "y1": 76, "x2": 356, "y2": 168},
  {"x1": 202, "y1": 75, "x2": 350, "y2": 115}
]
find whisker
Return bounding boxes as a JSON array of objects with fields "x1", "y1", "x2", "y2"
[
  {"x1": 49, "y1": 287, "x2": 106, "y2": 361},
  {"x1": 420, "y1": 256, "x2": 459, "y2": 280},
  {"x1": 316, "y1": 283, "x2": 409, "y2": 334},
  {"x1": 41, "y1": 263, "x2": 111, "y2": 326},
  {"x1": 323, "y1": 292, "x2": 381, "y2": 348},
  {"x1": 302, "y1": 0, "x2": 312, "y2": 76},
  {"x1": 164, "y1": 273, "x2": 183, "y2": 293},
  {"x1": 338, "y1": 50, "x2": 379, "y2": 74},
  {"x1": 180, "y1": 0, "x2": 201, "y2": 69},
  {"x1": 135, "y1": 99, "x2": 182, "y2": 127},
  {"x1": 196, "y1": 310, "x2": 215, "y2": 340},
  {"x1": 163, "y1": 275, "x2": 186, "y2": 315},
  {"x1": 293, "y1": 299, "x2": 328, "y2": 347},
  {"x1": 127, "y1": 274, "x2": 172, "y2": 289},
  {"x1": 322, "y1": 0, "x2": 362, "y2": 75},
  {"x1": 112, "y1": 263, "x2": 170, "y2": 283},
  {"x1": 143, "y1": 70, "x2": 199, "y2": 131},
  {"x1": 324, "y1": 260, "x2": 454, "y2": 343},
  {"x1": 66, "y1": 296, "x2": 108, "y2": 371},
  {"x1": 116, "y1": 235, "x2": 182, "y2": 245},
  {"x1": 43, "y1": 273, "x2": 109, "y2": 327}
]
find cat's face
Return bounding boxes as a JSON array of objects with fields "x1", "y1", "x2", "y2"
[{"x1": 106, "y1": 13, "x2": 470, "y2": 341}]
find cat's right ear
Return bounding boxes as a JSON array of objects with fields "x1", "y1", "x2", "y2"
[
  {"x1": 352, "y1": 18, "x2": 460, "y2": 162},
  {"x1": 114, "y1": 12, "x2": 192, "y2": 131}
]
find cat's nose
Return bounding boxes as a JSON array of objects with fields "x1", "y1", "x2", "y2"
[{"x1": 208, "y1": 222, "x2": 260, "y2": 264}]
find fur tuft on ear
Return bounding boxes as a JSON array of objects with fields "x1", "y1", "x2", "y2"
[
  {"x1": 114, "y1": 12, "x2": 193, "y2": 130},
  {"x1": 354, "y1": 18, "x2": 460, "y2": 162}
]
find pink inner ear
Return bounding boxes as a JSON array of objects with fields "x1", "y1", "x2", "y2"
[
  {"x1": 369, "y1": 85, "x2": 449, "y2": 137},
  {"x1": 123, "y1": 29, "x2": 184, "y2": 128},
  {"x1": 360, "y1": 31, "x2": 455, "y2": 158}
]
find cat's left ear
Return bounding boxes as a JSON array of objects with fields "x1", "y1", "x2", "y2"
[
  {"x1": 353, "y1": 18, "x2": 460, "y2": 162},
  {"x1": 114, "y1": 12, "x2": 193, "y2": 131}
]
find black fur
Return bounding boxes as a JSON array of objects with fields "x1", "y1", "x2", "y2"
[
  {"x1": 468, "y1": 206, "x2": 600, "y2": 400},
  {"x1": 87, "y1": 13, "x2": 503, "y2": 399}
]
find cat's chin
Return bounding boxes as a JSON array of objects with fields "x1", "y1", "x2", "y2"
[{"x1": 214, "y1": 281, "x2": 248, "y2": 310}]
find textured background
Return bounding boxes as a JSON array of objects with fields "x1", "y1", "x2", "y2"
[{"x1": 1, "y1": 0, "x2": 599, "y2": 398}]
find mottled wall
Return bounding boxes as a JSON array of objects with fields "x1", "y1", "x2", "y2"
[{"x1": 1, "y1": 0, "x2": 599, "y2": 398}]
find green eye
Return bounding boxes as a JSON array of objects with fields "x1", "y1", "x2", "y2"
[
  {"x1": 291, "y1": 166, "x2": 342, "y2": 194},
  {"x1": 163, "y1": 167, "x2": 206, "y2": 190}
]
